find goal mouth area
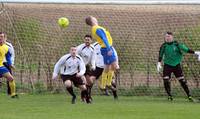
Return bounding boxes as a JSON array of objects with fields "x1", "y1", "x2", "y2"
[{"x1": 1, "y1": 2, "x2": 200, "y2": 96}]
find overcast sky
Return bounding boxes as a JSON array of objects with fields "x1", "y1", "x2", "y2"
[{"x1": 1, "y1": 0, "x2": 200, "y2": 4}]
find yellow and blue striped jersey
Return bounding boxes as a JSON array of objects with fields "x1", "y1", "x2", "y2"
[
  {"x1": 91, "y1": 25, "x2": 113, "y2": 49},
  {"x1": 0, "y1": 44, "x2": 11, "y2": 67}
]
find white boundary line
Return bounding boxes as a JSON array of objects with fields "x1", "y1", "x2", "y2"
[{"x1": 1, "y1": 0, "x2": 200, "y2": 5}]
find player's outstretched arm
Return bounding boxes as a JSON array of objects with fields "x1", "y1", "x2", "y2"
[
  {"x1": 195, "y1": 51, "x2": 200, "y2": 61},
  {"x1": 91, "y1": 49, "x2": 96, "y2": 70},
  {"x1": 178, "y1": 43, "x2": 200, "y2": 61},
  {"x1": 52, "y1": 55, "x2": 67, "y2": 80},
  {"x1": 77, "y1": 56, "x2": 86, "y2": 77}
]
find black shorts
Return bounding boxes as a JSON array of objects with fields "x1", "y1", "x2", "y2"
[
  {"x1": 163, "y1": 64, "x2": 183, "y2": 79},
  {"x1": 91, "y1": 67, "x2": 104, "y2": 80},
  {"x1": 60, "y1": 74, "x2": 85, "y2": 87},
  {"x1": 85, "y1": 65, "x2": 93, "y2": 76}
]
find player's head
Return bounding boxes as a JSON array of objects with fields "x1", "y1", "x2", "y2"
[
  {"x1": 0, "y1": 32, "x2": 6, "y2": 45},
  {"x1": 84, "y1": 34, "x2": 92, "y2": 46},
  {"x1": 165, "y1": 32, "x2": 173, "y2": 43},
  {"x1": 85, "y1": 16, "x2": 98, "y2": 26},
  {"x1": 70, "y1": 46, "x2": 77, "y2": 57}
]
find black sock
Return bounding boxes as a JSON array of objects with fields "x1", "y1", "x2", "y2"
[
  {"x1": 111, "y1": 82, "x2": 116, "y2": 88},
  {"x1": 82, "y1": 90, "x2": 90, "y2": 103},
  {"x1": 81, "y1": 91, "x2": 85, "y2": 100},
  {"x1": 112, "y1": 90, "x2": 117, "y2": 99},
  {"x1": 66, "y1": 87, "x2": 76, "y2": 97},
  {"x1": 82, "y1": 90, "x2": 88, "y2": 98},
  {"x1": 81, "y1": 90, "x2": 90, "y2": 101},
  {"x1": 86, "y1": 85, "x2": 93, "y2": 97},
  {"x1": 107, "y1": 86, "x2": 118, "y2": 98},
  {"x1": 179, "y1": 79, "x2": 191, "y2": 97},
  {"x1": 163, "y1": 79, "x2": 172, "y2": 97},
  {"x1": 7, "y1": 81, "x2": 11, "y2": 95}
]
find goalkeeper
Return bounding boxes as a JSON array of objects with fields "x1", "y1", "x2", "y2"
[{"x1": 157, "y1": 32, "x2": 200, "y2": 101}]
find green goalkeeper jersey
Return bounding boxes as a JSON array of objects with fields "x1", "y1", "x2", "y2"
[{"x1": 158, "y1": 41, "x2": 190, "y2": 66}]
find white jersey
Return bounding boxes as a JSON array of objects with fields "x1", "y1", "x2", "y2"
[
  {"x1": 4, "y1": 41, "x2": 15, "y2": 65},
  {"x1": 93, "y1": 42, "x2": 119, "y2": 68},
  {"x1": 93, "y1": 42, "x2": 104, "y2": 68},
  {"x1": 76, "y1": 43, "x2": 96, "y2": 67},
  {"x1": 53, "y1": 54, "x2": 86, "y2": 76}
]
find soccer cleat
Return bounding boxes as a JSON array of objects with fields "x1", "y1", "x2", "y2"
[
  {"x1": 86, "y1": 97, "x2": 92, "y2": 104},
  {"x1": 188, "y1": 96, "x2": 194, "y2": 102},
  {"x1": 113, "y1": 93, "x2": 118, "y2": 100},
  {"x1": 112, "y1": 90, "x2": 118, "y2": 100},
  {"x1": 11, "y1": 94, "x2": 19, "y2": 99},
  {"x1": 105, "y1": 90, "x2": 110, "y2": 96},
  {"x1": 71, "y1": 96, "x2": 76, "y2": 104},
  {"x1": 89, "y1": 96, "x2": 93, "y2": 102},
  {"x1": 168, "y1": 96, "x2": 173, "y2": 101},
  {"x1": 114, "y1": 95, "x2": 118, "y2": 100}
]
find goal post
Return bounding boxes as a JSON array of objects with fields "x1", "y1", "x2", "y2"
[{"x1": 1, "y1": 0, "x2": 200, "y2": 4}]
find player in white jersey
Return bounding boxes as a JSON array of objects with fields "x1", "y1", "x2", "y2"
[
  {"x1": 52, "y1": 46, "x2": 91, "y2": 104},
  {"x1": 91, "y1": 42, "x2": 104, "y2": 80},
  {"x1": 76, "y1": 35, "x2": 96, "y2": 101},
  {"x1": 90, "y1": 42, "x2": 119, "y2": 99}
]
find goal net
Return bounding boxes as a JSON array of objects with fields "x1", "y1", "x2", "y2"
[{"x1": 0, "y1": 3, "x2": 200, "y2": 97}]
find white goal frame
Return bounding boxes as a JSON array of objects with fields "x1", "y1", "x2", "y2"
[{"x1": 1, "y1": 0, "x2": 200, "y2": 5}]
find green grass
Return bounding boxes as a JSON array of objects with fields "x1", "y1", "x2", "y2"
[{"x1": 0, "y1": 94, "x2": 200, "y2": 119}]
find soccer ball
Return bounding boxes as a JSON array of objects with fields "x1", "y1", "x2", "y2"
[{"x1": 58, "y1": 17, "x2": 69, "y2": 28}]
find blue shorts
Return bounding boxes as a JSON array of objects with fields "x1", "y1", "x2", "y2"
[
  {"x1": 0, "y1": 66, "x2": 9, "y2": 77},
  {"x1": 100, "y1": 47, "x2": 117, "y2": 65}
]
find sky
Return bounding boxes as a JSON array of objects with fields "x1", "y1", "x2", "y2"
[{"x1": 1, "y1": 0, "x2": 200, "y2": 4}]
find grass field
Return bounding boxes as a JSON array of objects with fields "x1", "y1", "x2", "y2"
[{"x1": 0, "y1": 94, "x2": 200, "y2": 119}]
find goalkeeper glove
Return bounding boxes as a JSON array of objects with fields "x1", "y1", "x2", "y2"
[
  {"x1": 157, "y1": 62, "x2": 162, "y2": 72},
  {"x1": 195, "y1": 51, "x2": 200, "y2": 61}
]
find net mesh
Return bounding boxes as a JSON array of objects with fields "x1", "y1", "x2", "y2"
[{"x1": 0, "y1": 3, "x2": 200, "y2": 96}]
